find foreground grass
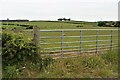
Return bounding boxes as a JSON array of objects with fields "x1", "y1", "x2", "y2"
[
  {"x1": 2, "y1": 21, "x2": 118, "y2": 78},
  {"x1": 37, "y1": 49, "x2": 118, "y2": 78},
  {"x1": 3, "y1": 49, "x2": 117, "y2": 78}
]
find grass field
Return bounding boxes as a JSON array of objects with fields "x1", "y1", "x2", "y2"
[
  {"x1": 39, "y1": 30, "x2": 118, "y2": 53},
  {"x1": 37, "y1": 49, "x2": 118, "y2": 78},
  {"x1": 2, "y1": 21, "x2": 118, "y2": 29},
  {"x1": 2, "y1": 21, "x2": 118, "y2": 55},
  {"x1": 2, "y1": 49, "x2": 118, "y2": 78},
  {"x1": 2, "y1": 21, "x2": 119, "y2": 78}
]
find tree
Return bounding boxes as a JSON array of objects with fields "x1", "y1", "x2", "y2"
[
  {"x1": 63, "y1": 18, "x2": 66, "y2": 21},
  {"x1": 114, "y1": 21, "x2": 120, "y2": 27},
  {"x1": 58, "y1": 18, "x2": 63, "y2": 21},
  {"x1": 98, "y1": 21, "x2": 106, "y2": 26}
]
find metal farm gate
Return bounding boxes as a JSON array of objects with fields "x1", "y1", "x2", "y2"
[{"x1": 36, "y1": 29, "x2": 118, "y2": 58}]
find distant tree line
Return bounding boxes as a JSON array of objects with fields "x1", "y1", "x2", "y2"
[
  {"x1": 98, "y1": 21, "x2": 120, "y2": 27},
  {"x1": 0, "y1": 20, "x2": 29, "y2": 22},
  {"x1": 58, "y1": 18, "x2": 71, "y2": 21},
  {"x1": 2, "y1": 23, "x2": 33, "y2": 29}
]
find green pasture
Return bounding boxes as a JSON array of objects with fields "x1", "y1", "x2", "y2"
[
  {"x1": 2, "y1": 21, "x2": 118, "y2": 53},
  {"x1": 1, "y1": 21, "x2": 119, "y2": 78},
  {"x1": 39, "y1": 30, "x2": 118, "y2": 53},
  {"x1": 2, "y1": 21, "x2": 118, "y2": 29}
]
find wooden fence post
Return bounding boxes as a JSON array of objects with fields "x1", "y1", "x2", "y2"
[{"x1": 33, "y1": 26, "x2": 40, "y2": 55}]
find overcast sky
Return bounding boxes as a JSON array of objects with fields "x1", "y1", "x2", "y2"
[{"x1": 0, "y1": 0, "x2": 119, "y2": 21}]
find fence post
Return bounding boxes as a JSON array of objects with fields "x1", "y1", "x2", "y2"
[
  {"x1": 33, "y1": 26, "x2": 40, "y2": 55},
  {"x1": 96, "y1": 30, "x2": 99, "y2": 53},
  {"x1": 110, "y1": 30, "x2": 113, "y2": 50},
  {"x1": 61, "y1": 30, "x2": 64, "y2": 58},
  {"x1": 80, "y1": 30, "x2": 82, "y2": 53}
]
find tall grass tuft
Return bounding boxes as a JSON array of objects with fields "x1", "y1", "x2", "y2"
[{"x1": 101, "y1": 49, "x2": 118, "y2": 64}]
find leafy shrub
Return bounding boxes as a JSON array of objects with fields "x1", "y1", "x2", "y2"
[
  {"x1": 2, "y1": 28, "x2": 6, "y2": 30},
  {"x1": 2, "y1": 33, "x2": 54, "y2": 78},
  {"x1": 36, "y1": 56, "x2": 54, "y2": 71},
  {"x1": 26, "y1": 26, "x2": 33, "y2": 29},
  {"x1": 2, "y1": 33, "x2": 13, "y2": 47},
  {"x1": 3, "y1": 65, "x2": 20, "y2": 78},
  {"x1": 2, "y1": 33, "x2": 38, "y2": 66},
  {"x1": 16, "y1": 24, "x2": 20, "y2": 26},
  {"x1": 98, "y1": 21, "x2": 106, "y2": 26},
  {"x1": 2, "y1": 23, "x2": 7, "y2": 25},
  {"x1": 114, "y1": 21, "x2": 120, "y2": 27}
]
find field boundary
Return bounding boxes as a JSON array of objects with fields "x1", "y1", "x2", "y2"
[{"x1": 31, "y1": 27, "x2": 118, "y2": 58}]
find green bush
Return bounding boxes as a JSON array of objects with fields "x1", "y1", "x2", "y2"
[
  {"x1": 26, "y1": 26, "x2": 33, "y2": 29},
  {"x1": 3, "y1": 65, "x2": 20, "y2": 78},
  {"x1": 98, "y1": 21, "x2": 106, "y2": 26},
  {"x1": 2, "y1": 33, "x2": 13, "y2": 47},
  {"x1": 2, "y1": 33, "x2": 54, "y2": 78},
  {"x1": 114, "y1": 21, "x2": 120, "y2": 27},
  {"x1": 2, "y1": 33, "x2": 38, "y2": 66},
  {"x1": 42, "y1": 56, "x2": 53, "y2": 68}
]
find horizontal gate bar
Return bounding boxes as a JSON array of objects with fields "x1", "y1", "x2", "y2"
[{"x1": 39, "y1": 29, "x2": 118, "y2": 32}]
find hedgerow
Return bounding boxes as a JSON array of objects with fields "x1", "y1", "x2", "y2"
[
  {"x1": 2, "y1": 33, "x2": 39, "y2": 66},
  {"x1": 2, "y1": 33, "x2": 54, "y2": 78}
]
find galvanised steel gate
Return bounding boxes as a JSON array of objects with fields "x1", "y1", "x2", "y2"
[{"x1": 39, "y1": 29, "x2": 118, "y2": 58}]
